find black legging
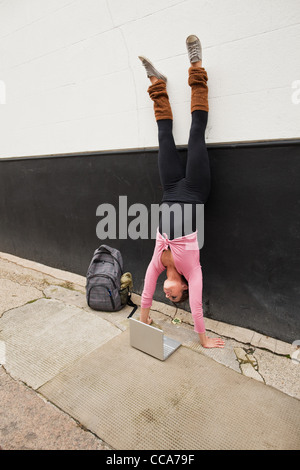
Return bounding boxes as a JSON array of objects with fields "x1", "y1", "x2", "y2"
[{"x1": 158, "y1": 110, "x2": 210, "y2": 239}]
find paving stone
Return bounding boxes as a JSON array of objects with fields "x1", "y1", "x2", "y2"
[
  {"x1": 251, "y1": 332, "x2": 276, "y2": 352},
  {"x1": 240, "y1": 363, "x2": 264, "y2": 383},
  {"x1": 0, "y1": 279, "x2": 42, "y2": 317},
  {"x1": 234, "y1": 347, "x2": 248, "y2": 363},
  {"x1": 0, "y1": 298, "x2": 121, "y2": 389},
  {"x1": 275, "y1": 339, "x2": 294, "y2": 356},
  {"x1": 0, "y1": 366, "x2": 110, "y2": 450}
]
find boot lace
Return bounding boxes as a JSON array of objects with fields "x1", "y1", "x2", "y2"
[{"x1": 189, "y1": 42, "x2": 201, "y2": 62}]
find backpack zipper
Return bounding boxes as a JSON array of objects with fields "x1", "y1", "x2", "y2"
[
  {"x1": 91, "y1": 251, "x2": 123, "y2": 275},
  {"x1": 87, "y1": 273, "x2": 117, "y2": 288}
]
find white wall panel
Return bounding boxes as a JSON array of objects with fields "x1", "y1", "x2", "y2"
[{"x1": 0, "y1": 0, "x2": 299, "y2": 157}]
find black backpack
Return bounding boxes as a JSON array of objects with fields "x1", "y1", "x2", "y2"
[{"x1": 86, "y1": 245, "x2": 137, "y2": 317}]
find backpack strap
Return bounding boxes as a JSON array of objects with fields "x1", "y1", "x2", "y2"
[{"x1": 126, "y1": 293, "x2": 138, "y2": 318}]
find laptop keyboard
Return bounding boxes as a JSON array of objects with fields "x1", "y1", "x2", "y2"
[{"x1": 164, "y1": 343, "x2": 175, "y2": 356}]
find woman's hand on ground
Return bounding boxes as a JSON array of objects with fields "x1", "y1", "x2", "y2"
[
  {"x1": 139, "y1": 307, "x2": 153, "y2": 325},
  {"x1": 200, "y1": 335, "x2": 225, "y2": 349},
  {"x1": 140, "y1": 315, "x2": 153, "y2": 325}
]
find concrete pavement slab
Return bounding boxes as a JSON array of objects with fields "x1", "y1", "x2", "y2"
[
  {"x1": 0, "y1": 366, "x2": 110, "y2": 450},
  {"x1": 254, "y1": 348, "x2": 300, "y2": 398},
  {"x1": 0, "y1": 279, "x2": 42, "y2": 316},
  {"x1": 0, "y1": 252, "x2": 85, "y2": 289},
  {"x1": 38, "y1": 329, "x2": 300, "y2": 450},
  {"x1": 0, "y1": 298, "x2": 121, "y2": 389}
]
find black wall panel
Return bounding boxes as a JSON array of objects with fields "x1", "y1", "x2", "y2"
[{"x1": 0, "y1": 142, "x2": 299, "y2": 343}]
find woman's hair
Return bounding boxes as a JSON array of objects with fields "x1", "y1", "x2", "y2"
[
  {"x1": 173, "y1": 275, "x2": 189, "y2": 305},
  {"x1": 176, "y1": 288, "x2": 189, "y2": 304}
]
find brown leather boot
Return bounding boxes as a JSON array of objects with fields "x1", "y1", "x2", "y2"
[
  {"x1": 147, "y1": 79, "x2": 173, "y2": 121},
  {"x1": 188, "y1": 66, "x2": 209, "y2": 113}
]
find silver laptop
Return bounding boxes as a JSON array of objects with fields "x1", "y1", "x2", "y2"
[{"x1": 129, "y1": 318, "x2": 181, "y2": 361}]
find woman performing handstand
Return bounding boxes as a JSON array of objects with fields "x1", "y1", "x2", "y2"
[{"x1": 138, "y1": 35, "x2": 225, "y2": 349}]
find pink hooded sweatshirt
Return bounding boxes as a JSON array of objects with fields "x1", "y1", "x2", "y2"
[{"x1": 141, "y1": 229, "x2": 205, "y2": 334}]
